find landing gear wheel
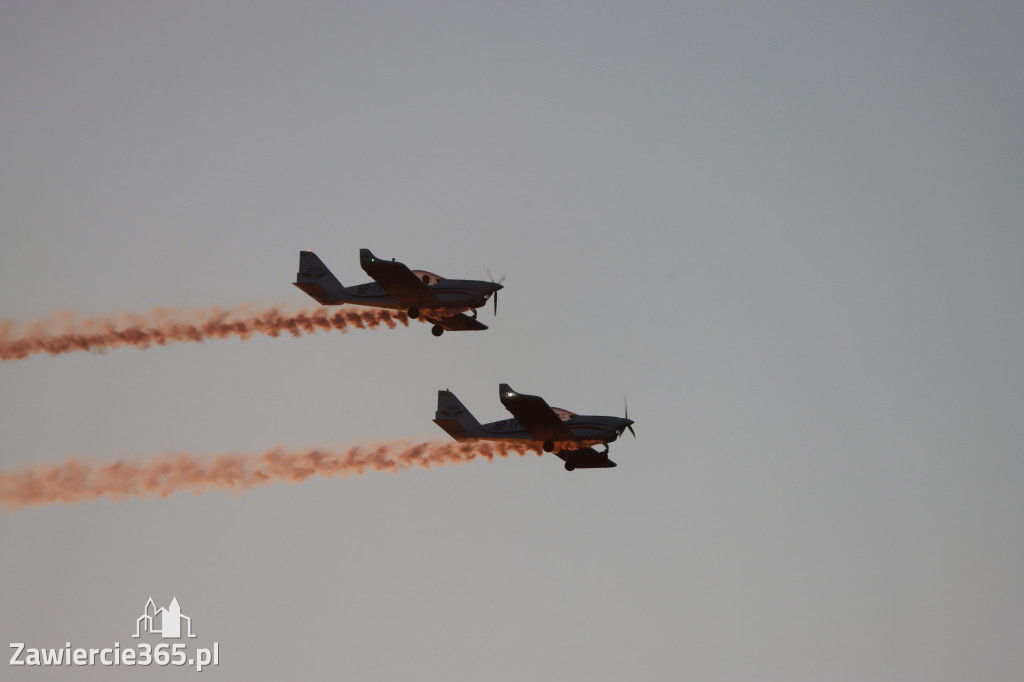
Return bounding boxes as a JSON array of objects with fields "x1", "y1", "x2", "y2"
[
  {"x1": 431, "y1": 325, "x2": 444, "y2": 337},
  {"x1": 543, "y1": 441, "x2": 555, "y2": 453},
  {"x1": 408, "y1": 307, "x2": 420, "y2": 319},
  {"x1": 564, "y1": 463, "x2": 575, "y2": 471}
]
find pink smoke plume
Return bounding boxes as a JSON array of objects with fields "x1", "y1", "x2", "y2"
[
  {"x1": 0, "y1": 440, "x2": 542, "y2": 511},
  {"x1": 0, "y1": 305, "x2": 410, "y2": 361}
]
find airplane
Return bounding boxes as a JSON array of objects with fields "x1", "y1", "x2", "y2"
[
  {"x1": 433, "y1": 384, "x2": 635, "y2": 471},
  {"x1": 294, "y1": 248, "x2": 503, "y2": 336}
]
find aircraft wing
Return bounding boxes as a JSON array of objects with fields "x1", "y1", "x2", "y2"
[
  {"x1": 360, "y1": 248, "x2": 443, "y2": 310},
  {"x1": 430, "y1": 313, "x2": 489, "y2": 332},
  {"x1": 498, "y1": 384, "x2": 575, "y2": 442}
]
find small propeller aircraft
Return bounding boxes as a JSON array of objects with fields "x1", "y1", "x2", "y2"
[
  {"x1": 433, "y1": 384, "x2": 635, "y2": 471},
  {"x1": 294, "y1": 249, "x2": 503, "y2": 336}
]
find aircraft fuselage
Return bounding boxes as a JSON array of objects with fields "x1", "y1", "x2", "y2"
[
  {"x1": 327, "y1": 278, "x2": 495, "y2": 313},
  {"x1": 476, "y1": 414, "x2": 632, "y2": 444}
]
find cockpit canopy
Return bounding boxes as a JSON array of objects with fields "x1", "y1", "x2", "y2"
[
  {"x1": 412, "y1": 270, "x2": 444, "y2": 286},
  {"x1": 552, "y1": 407, "x2": 576, "y2": 422}
]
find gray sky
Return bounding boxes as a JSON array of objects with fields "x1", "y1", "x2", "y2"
[{"x1": 2, "y1": 2, "x2": 1023, "y2": 680}]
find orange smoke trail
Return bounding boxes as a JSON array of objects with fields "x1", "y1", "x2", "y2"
[
  {"x1": 0, "y1": 440, "x2": 542, "y2": 511},
  {"x1": 0, "y1": 305, "x2": 410, "y2": 361}
]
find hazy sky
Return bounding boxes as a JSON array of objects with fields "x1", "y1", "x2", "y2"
[{"x1": 2, "y1": 2, "x2": 1023, "y2": 680}]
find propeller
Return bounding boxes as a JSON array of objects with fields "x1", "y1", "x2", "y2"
[
  {"x1": 486, "y1": 269, "x2": 506, "y2": 316},
  {"x1": 624, "y1": 396, "x2": 636, "y2": 438}
]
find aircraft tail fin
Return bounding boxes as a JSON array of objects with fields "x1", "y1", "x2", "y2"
[
  {"x1": 294, "y1": 250, "x2": 345, "y2": 304},
  {"x1": 433, "y1": 390, "x2": 482, "y2": 441}
]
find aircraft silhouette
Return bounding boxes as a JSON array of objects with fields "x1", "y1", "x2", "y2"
[
  {"x1": 434, "y1": 384, "x2": 635, "y2": 471},
  {"x1": 294, "y1": 249, "x2": 502, "y2": 336}
]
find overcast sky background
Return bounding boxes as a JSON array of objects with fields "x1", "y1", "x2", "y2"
[{"x1": 2, "y1": 2, "x2": 1023, "y2": 680}]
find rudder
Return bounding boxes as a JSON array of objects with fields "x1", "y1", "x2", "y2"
[
  {"x1": 294, "y1": 250, "x2": 345, "y2": 304},
  {"x1": 433, "y1": 390, "x2": 482, "y2": 441}
]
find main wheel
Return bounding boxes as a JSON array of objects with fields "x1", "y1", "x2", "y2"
[
  {"x1": 564, "y1": 463, "x2": 575, "y2": 471},
  {"x1": 408, "y1": 307, "x2": 420, "y2": 319},
  {"x1": 431, "y1": 325, "x2": 444, "y2": 337},
  {"x1": 543, "y1": 440, "x2": 555, "y2": 452}
]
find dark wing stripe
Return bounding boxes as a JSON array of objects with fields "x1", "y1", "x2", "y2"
[
  {"x1": 363, "y1": 260, "x2": 443, "y2": 309},
  {"x1": 502, "y1": 394, "x2": 575, "y2": 441}
]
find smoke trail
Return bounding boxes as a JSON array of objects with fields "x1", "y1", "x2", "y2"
[
  {"x1": 0, "y1": 440, "x2": 542, "y2": 511},
  {"x1": 0, "y1": 305, "x2": 410, "y2": 361}
]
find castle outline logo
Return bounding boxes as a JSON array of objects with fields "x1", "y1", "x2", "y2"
[{"x1": 133, "y1": 597, "x2": 197, "y2": 639}]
